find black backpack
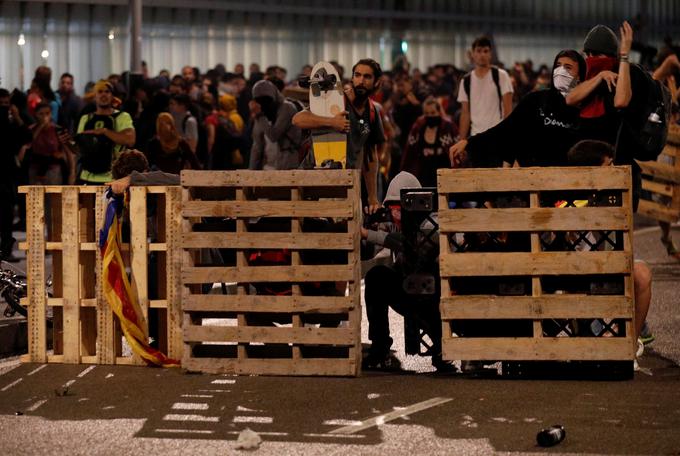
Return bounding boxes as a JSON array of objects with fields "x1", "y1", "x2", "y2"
[
  {"x1": 462, "y1": 66, "x2": 502, "y2": 115},
  {"x1": 75, "y1": 111, "x2": 122, "y2": 173},
  {"x1": 622, "y1": 65, "x2": 672, "y2": 161}
]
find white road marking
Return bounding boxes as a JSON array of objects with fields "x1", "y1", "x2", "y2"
[
  {"x1": 26, "y1": 399, "x2": 48, "y2": 412},
  {"x1": 198, "y1": 389, "x2": 230, "y2": 393},
  {"x1": 233, "y1": 416, "x2": 273, "y2": 424},
  {"x1": 27, "y1": 365, "x2": 47, "y2": 376},
  {"x1": 329, "y1": 397, "x2": 452, "y2": 435},
  {"x1": 303, "y1": 433, "x2": 366, "y2": 439},
  {"x1": 163, "y1": 414, "x2": 219, "y2": 422},
  {"x1": 211, "y1": 379, "x2": 235, "y2": 384},
  {"x1": 236, "y1": 405, "x2": 261, "y2": 412},
  {"x1": 63, "y1": 379, "x2": 76, "y2": 388},
  {"x1": 172, "y1": 402, "x2": 209, "y2": 410},
  {"x1": 1, "y1": 378, "x2": 23, "y2": 391},
  {"x1": 181, "y1": 394, "x2": 213, "y2": 398},
  {"x1": 227, "y1": 431, "x2": 288, "y2": 436},
  {"x1": 323, "y1": 419, "x2": 363, "y2": 426},
  {"x1": 155, "y1": 429, "x2": 215, "y2": 435},
  {"x1": 105, "y1": 374, "x2": 114, "y2": 379},
  {"x1": 77, "y1": 365, "x2": 96, "y2": 378}
]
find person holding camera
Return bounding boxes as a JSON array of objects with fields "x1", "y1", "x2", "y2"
[
  {"x1": 74, "y1": 80, "x2": 135, "y2": 184},
  {"x1": 362, "y1": 171, "x2": 455, "y2": 373},
  {"x1": 25, "y1": 102, "x2": 75, "y2": 185}
]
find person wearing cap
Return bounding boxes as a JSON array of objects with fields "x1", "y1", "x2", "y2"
[
  {"x1": 565, "y1": 21, "x2": 652, "y2": 210},
  {"x1": 449, "y1": 49, "x2": 586, "y2": 168},
  {"x1": 361, "y1": 171, "x2": 455, "y2": 373},
  {"x1": 249, "y1": 79, "x2": 304, "y2": 170},
  {"x1": 74, "y1": 80, "x2": 135, "y2": 183}
]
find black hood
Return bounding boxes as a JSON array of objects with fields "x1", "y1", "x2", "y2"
[{"x1": 551, "y1": 49, "x2": 587, "y2": 90}]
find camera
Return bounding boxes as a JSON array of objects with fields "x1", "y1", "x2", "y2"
[{"x1": 364, "y1": 207, "x2": 392, "y2": 226}]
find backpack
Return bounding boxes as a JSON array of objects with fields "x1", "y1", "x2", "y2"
[
  {"x1": 462, "y1": 66, "x2": 502, "y2": 115},
  {"x1": 622, "y1": 64, "x2": 672, "y2": 161},
  {"x1": 76, "y1": 111, "x2": 122, "y2": 173}
]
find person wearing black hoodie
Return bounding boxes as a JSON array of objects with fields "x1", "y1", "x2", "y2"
[{"x1": 449, "y1": 49, "x2": 586, "y2": 168}]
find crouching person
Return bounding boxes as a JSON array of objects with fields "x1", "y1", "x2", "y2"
[{"x1": 362, "y1": 171, "x2": 455, "y2": 373}]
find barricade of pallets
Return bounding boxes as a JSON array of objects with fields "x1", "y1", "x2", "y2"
[
  {"x1": 19, "y1": 185, "x2": 183, "y2": 365},
  {"x1": 637, "y1": 123, "x2": 680, "y2": 223},
  {"x1": 437, "y1": 167, "x2": 636, "y2": 369},
  {"x1": 181, "y1": 169, "x2": 362, "y2": 376}
]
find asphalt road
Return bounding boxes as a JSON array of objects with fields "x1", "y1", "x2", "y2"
[{"x1": 0, "y1": 219, "x2": 678, "y2": 455}]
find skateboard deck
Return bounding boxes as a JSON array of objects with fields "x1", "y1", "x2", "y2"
[{"x1": 308, "y1": 61, "x2": 346, "y2": 169}]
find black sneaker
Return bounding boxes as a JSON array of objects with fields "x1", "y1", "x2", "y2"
[
  {"x1": 362, "y1": 352, "x2": 403, "y2": 372},
  {"x1": 432, "y1": 356, "x2": 459, "y2": 374}
]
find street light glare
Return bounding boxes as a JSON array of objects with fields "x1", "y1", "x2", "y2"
[
  {"x1": 41, "y1": 49, "x2": 49, "y2": 58},
  {"x1": 17, "y1": 34, "x2": 25, "y2": 46}
]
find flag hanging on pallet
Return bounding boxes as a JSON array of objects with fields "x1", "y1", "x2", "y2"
[{"x1": 99, "y1": 188, "x2": 180, "y2": 367}]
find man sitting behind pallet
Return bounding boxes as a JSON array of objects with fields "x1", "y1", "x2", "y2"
[{"x1": 566, "y1": 140, "x2": 652, "y2": 362}]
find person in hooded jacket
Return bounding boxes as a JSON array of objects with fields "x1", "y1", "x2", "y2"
[
  {"x1": 362, "y1": 171, "x2": 455, "y2": 373},
  {"x1": 449, "y1": 49, "x2": 586, "y2": 168},
  {"x1": 248, "y1": 79, "x2": 304, "y2": 170}
]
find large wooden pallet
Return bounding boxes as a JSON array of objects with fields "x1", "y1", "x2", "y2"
[
  {"x1": 637, "y1": 123, "x2": 680, "y2": 223},
  {"x1": 437, "y1": 166, "x2": 636, "y2": 363},
  {"x1": 181, "y1": 170, "x2": 362, "y2": 376},
  {"x1": 18, "y1": 185, "x2": 183, "y2": 365}
]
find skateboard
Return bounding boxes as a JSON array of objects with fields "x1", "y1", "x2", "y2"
[{"x1": 305, "y1": 61, "x2": 346, "y2": 169}]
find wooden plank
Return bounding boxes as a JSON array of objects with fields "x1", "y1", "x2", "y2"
[
  {"x1": 184, "y1": 325, "x2": 355, "y2": 346},
  {"x1": 182, "y1": 357, "x2": 355, "y2": 376},
  {"x1": 440, "y1": 251, "x2": 631, "y2": 277},
  {"x1": 165, "y1": 187, "x2": 184, "y2": 360},
  {"x1": 26, "y1": 187, "x2": 47, "y2": 363},
  {"x1": 19, "y1": 185, "x2": 101, "y2": 194},
  {"x1": 442, "y1": 337, "x2": 634, "y2": 361},
  {"x1": 182, "y1": 264, "x2": 354, "y2": 284},
  {"x1": 641, "y1": 179, "x2": 674, "y2": 197},
  {"x1": 437, "y1": 166, "x2": 630, "y2": 193},
  {"x1": 181, "y1": 169, "x2": 355, "y2": 188},
  {"x1": 529, "y1": 193, "x2": 542, "y2": 339},
  {"x1": 183, "y1": 293, "x2": 354, "y2": 314},
  {"x1": 636, "y1": 160, "x2": 680, "y2": 184},
  {"x1": 660, "y1": 144, "x2": 679, "y2": 158},
  {"x1": 637, "y1": 199, "x2": 679, "y2": 223},
  {"x1": 61, "y1": 188, "x2": 80, "y2": 363},
  {"x1": 347, "y1": 172, "x2": 363, "y2": 376},
  {"x1": 130, "y1": 187, "x2": 149, "y2": 325},
  {"x1": 94, "y1": 187, "x2": 115, "y2": 365},
  {"x1": 438, "y1": 207, "x2": 628, "y2": 232},
  {"x1": 440, "y1": 295, "x2": 633, "y2": 319},
  {"x1": 181, "y1": 200, "x2": 353, "y2": 218},
  {"x1": 182, "y1": 232, "x2": 355, "y2": 250}
]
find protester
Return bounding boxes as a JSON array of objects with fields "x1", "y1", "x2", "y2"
[{"x1": 145, "y1": 112, "x2": 200, "y2": 174}]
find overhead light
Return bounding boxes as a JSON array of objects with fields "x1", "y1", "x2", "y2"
[
  {"x1": 108, "y1": 30, "x2": 115, "y2": 40},
  {"x1": 41, "y1": 49, "x2": 49, "y2": 58},
  {"x1": 401, "y1": 40, "x2": 408, "y2": 53},
  {"x1": 17, "y1": 34, "x2": 25, "y2": 46}
]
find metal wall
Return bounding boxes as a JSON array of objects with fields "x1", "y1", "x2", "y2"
[{"x1": 1, "y1": 0, "x2": 678, "y2": 92}]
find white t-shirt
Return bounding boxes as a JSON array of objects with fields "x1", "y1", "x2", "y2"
[{"x1": 457, "y1": 67, "x2": 513, "y2": 136}]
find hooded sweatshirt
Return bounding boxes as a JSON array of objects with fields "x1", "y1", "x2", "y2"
[
  {"x1": 466, "y1": 50, "x2": 586, "y2": 168},
  {"x1": 249, "y1": 80, "x2": 303, "y2": 170}
]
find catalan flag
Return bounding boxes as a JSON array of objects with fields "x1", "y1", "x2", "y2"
[{"x1": 99, "y1": 189, "x2": 179, "y2": 367}]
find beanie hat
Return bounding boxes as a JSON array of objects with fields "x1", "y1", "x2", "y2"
[
  {"x1": 583, "y1": 25, "x2": 619, "y2": 57},
  {"x1": 384, "y1": 171, "x2": 421, "y2": 204}
]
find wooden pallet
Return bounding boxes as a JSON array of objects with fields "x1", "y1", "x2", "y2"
[
  {"x1": 437, "y1": 166, "x2": 636, "y2": 362},
  {"x1": 637, "y1": 124, "x2": 680, "y2": 223},
  {"x1": 18, "y1": 185, "x2": 183, "y2": 365},
  {"x1": 181, "y1": 170, "x2": 362, "y2": 376}
]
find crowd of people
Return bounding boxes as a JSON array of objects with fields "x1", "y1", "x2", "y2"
[{"x1": 1, "y1": 20, "x2": 679, "y2": 372}]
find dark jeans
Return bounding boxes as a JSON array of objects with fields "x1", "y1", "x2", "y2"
[
  {"x1": 364, "y1": 264, "x2": 442, "y2": 357},
  {"x1": 0, "y1": 177, "x2": 16, "y2": 254}
]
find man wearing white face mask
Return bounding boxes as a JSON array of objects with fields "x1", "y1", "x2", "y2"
[{"x1": 450, "y1": 49, "x2": 586, "y2": 168}]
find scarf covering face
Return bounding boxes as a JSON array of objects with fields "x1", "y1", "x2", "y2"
[
  {"x1": 580, "y1": 56, "x2": 619, "y2": 118},
  {"x1": 156, "y1": 112, "x2": 180, "y2": 152}
]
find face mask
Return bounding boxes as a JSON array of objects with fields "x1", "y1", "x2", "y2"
[
  {"x1": 553, "y1": 66, "x2": 577, "y2": 97},
  {"x1": 425, "y1": 116, "x2": 440, "y2": 127}
]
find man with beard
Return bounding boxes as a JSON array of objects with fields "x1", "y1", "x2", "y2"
[
  {"x1": 293, "y1": 58, "x2": 385, "y2": 210},
  {"x1": 75, "y1": 80, "x2": 135, "y2": 184},
  {"x1": 248, "y1": 79, "x2": 304, "y2": 170},
  {"x1": 57, "y1": 73, "x2": 83, "y2": 135}
]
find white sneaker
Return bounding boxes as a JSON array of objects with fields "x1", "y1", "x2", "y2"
[{"x1": 636, "y1": 338, "x2": 644, "y2": 358}]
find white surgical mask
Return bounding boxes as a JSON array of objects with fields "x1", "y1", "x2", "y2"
[{"x1": 553, "y1": 66, "x2": 576, "y2": 97}]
